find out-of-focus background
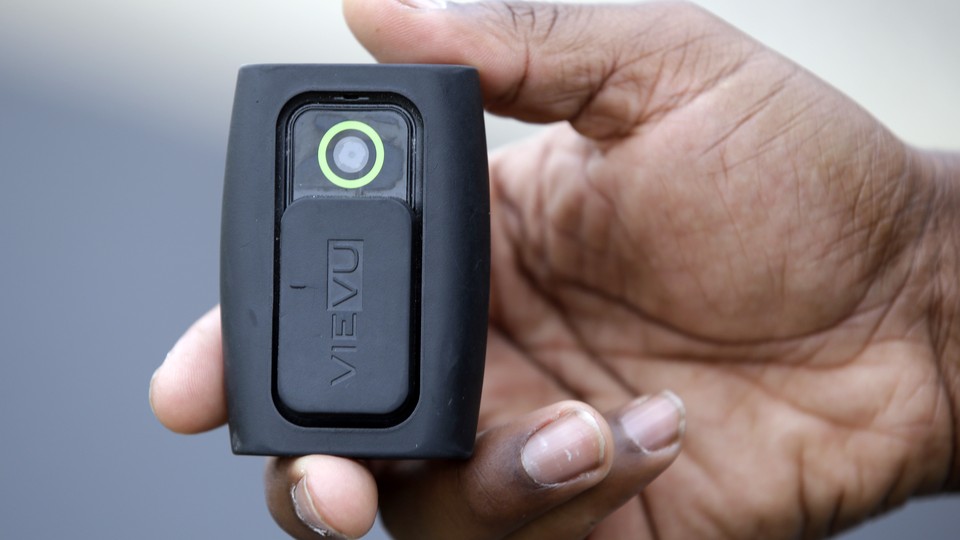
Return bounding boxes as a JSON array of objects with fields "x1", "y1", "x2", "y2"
[{"x1": 0, "y1": 0, "x2": 957, "y2": 538}]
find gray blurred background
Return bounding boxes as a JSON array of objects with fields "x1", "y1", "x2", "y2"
[{"x1": 0, "y1": 1, "x2": 957, "y2": 538}]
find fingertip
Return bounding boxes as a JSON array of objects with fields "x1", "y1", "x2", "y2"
[
  {"x1": 520, "y1": 401, "x2": 614, "y2": 489},
  {"x1": 344, "y1": 0, "x2": 459, "y2": 65},
  {"x1": 150, "y1": 306, "x2": 227, "y2": 434},
  {"x1": 498, "y1": 394, "x2": 687, "y2": 539},
  {"x1": 277, "y1": 456, "x2": 378, "y2": 540},
  {"x1": 342, "y1": 0, "x2": 405, "y2": 48},
  {"x1": 617, "y1": 390, "x2": 686, "y2": 456}
]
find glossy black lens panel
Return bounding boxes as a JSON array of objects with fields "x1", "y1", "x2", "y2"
[{"x1": 289, "y1": 106, "x2": 411, "y2": 202}]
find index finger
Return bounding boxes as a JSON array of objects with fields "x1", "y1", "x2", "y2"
[{"x1": 149, "y1": 305, "x2": 227, "y2": 434}]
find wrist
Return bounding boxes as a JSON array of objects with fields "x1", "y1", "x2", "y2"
[{"x1": 916, "y1": 149, "x2": 960, "y2": 491}]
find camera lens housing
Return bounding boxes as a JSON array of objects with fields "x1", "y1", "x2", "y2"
[
  {"x1": 221, "y1": 65, "x2": 489, "y2": 458},
  {"x1": 323, "y1": 121, "x2": 379, "y2": 181},
  {"x1": 331, "y1": 133, "x2": 370, "y2": 174}
]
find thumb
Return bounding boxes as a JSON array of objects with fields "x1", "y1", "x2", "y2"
[{"x1": 343, "y1": 0, "x2": 756, "y2": 138}]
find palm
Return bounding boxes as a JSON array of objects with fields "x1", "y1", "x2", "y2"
[{"x1": 479, "y1": 55, "x2": 948, "y2": 538}]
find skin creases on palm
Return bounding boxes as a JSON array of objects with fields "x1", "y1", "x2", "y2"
[{"x1": 477, "y1": 55, "x2": 954, "y2": 537}]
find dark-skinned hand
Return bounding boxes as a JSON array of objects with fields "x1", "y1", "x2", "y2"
[{"x1": 151, "y1": 1, "x2": 960, "y2": 538}]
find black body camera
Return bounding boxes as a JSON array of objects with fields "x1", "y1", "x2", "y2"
[{"x1": 221, "y1": 64, "x2": 489, "y2": 458}]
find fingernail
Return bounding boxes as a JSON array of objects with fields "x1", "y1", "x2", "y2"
[
  {"x1": 147, "y1": 366, "x2": 161, "y2": 416},
  {"x1": 292, "y1": 477, "x2": 344, "y2": 538},
  {"x1": 148, "y1": 350, "x2": 173, "y2": 416},
  {"x1": 399, "y1": 0, "x2": 447, "y2": 9},
  {"x1": 620, "y1": 391, "x2": 685, "y2": 453},
  {"x1": 522, "y1": 409, "x2": 605, "y2": 485}
]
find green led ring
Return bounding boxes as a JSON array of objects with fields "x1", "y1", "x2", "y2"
[{"x1": 318, "y1": 120, "x2": 384, "y2": 189}]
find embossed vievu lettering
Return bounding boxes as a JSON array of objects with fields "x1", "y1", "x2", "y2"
[{"x1": 327, "y1": 240, "x2": 363, "y2": 386}]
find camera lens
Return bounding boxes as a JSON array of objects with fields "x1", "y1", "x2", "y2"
[
  {"x1": 318, "y1": 120, "x2": 385, "y2": 190},
  {"x1": 332, "y1": 136, "x2": 370, "y2": 174}
]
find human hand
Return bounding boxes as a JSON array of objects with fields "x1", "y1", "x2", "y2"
[{"x1": 151, "y1": 1, "x2": 960, "y2": 538}]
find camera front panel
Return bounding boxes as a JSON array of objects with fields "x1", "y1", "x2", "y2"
[
  {"x1": 222, "y1": 64, "x2": 488, "y2": 458},
  {"x1": 276, "y1": 97, "x2": 421, "y2": 426}
]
